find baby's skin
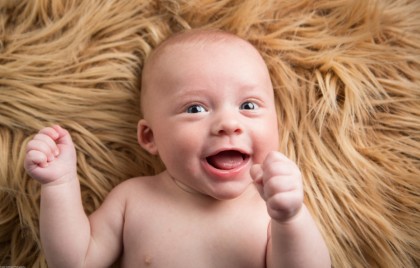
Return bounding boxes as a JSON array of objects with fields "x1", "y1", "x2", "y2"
[{"x1": 24, "y1": 29, "x2": 330, "y2": 268}]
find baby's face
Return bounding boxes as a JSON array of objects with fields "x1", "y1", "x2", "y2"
[{"x1": 140, "y1": 39, "x2": 279, "y2": 200}]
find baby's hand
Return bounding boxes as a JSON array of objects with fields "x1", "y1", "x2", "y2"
[
  {"x1": 24, "y1": 125, "x2": 77, "y2": 185},
  {"x1": 251, "y1": 151, "x2": 303, "y2": 222}
]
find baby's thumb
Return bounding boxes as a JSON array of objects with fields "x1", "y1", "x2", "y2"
[
  {"x1": 250, "y1": 164, "x2": 264, "y2": 198},
  {"x1": 52, "y1": 125, "x2": 73, "y2": 146},
  {"x1": 51, "y1": 125, "x2": 76, "y2": 160}
]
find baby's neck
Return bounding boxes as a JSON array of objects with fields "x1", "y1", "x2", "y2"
[{"x1": 161, "y1": 170, "x2": 261, "y2": 208}]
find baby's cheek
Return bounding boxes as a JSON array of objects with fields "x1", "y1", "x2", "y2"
[{"x1": 253, "y1": 133, "x2": 279, "y2": 163}]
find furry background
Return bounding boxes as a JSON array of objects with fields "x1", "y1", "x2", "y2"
[{"x1": 1, "y1": 0, "x2": 419, "y2": 267}]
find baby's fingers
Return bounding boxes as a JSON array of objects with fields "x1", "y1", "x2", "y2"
[
  {"x1": 40, "y1": 127, "x2": 60, "y2": 153},
  {"x1": 251, "y1": 164, "x2": 264, "y2": 198},
  {"x1": 25, "y1": 150, "x2": 49, "y2": 168},
  {"x1": 39, "y1": 126, "x2": 60, "y2": 140},
  {"x1": 251, "y1": 164, "x2": 263, "y2": 183},
  {"x1": 26, "y1": 138, "x2": 57, "y2": 162},
  {"x1": 263, "y1": 175, "x2": 297, "y2": 199}
]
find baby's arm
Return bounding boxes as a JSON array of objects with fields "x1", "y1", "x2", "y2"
[
  {"x1": 251, "y1": 152, "x2": 331, "y2": 268},
  {"x1": 24, "y1": 126, "x2": 124, "y2": 267}
]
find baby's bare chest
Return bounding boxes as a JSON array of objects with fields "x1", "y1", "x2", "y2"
[{"x1": 121, "y1": 199, "x2": 270, "y2": 268}]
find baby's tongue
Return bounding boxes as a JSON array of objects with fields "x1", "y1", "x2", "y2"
[{"x1": 207, "y1": 151, "x2": 244, "y2": 170}]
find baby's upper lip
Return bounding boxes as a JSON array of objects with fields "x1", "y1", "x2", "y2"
[{"x1": 204, "y1": 146, "x2": 251, "y2": 158}]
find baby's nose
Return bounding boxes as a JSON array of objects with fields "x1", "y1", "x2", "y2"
[{"x1": 211, "y1": 113, "x2": 243, "y2": 136}]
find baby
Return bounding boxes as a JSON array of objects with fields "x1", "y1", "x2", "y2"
[{"x1": 24, "y1": 29, "x2": 331, "y2": 267}]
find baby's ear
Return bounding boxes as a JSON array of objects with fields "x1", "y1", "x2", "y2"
[{"x1": 137, "y1": 119, "x2": 158, "y2": 155}]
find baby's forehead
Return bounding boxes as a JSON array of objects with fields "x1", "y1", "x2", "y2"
[{"x1": 140, "y1": 30, "x2": 268, "y2": 116}]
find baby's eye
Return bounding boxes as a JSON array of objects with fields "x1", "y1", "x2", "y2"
[
  {"x1": 240, "y1": 101, "x2": 259, "y2": 110},
  {"x1": 186, "y1": 104, "x2": 207, "y2": 113}
]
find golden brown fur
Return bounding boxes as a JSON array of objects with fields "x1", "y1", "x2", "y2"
[{"x1": 1, "y1": 0, "x2": 419, "y2": 267}]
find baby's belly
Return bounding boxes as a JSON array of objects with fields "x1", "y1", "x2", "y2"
[{"x1": 121, "y1": 247, "x2": 266, "y2": 268}]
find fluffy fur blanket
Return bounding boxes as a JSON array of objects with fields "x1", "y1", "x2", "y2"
[{"x1": 1, "y1": 0, "x2": 419, "y2": 267}]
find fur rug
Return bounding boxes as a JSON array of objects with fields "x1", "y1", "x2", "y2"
[{"x1": 1, "y1": 0, "x2": 419, "y2": 267}]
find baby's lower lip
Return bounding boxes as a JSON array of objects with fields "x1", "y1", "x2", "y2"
[
  {"x1": 201, "y1": 154, "x2": 250, "y2": 180},
  {"x1": 206, "y1": 150, "x2": 249, "y2": 170}
]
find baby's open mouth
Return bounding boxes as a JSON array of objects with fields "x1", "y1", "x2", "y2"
[{"x1": 206, "y1": 150, "x2": 250, "y2": 170}]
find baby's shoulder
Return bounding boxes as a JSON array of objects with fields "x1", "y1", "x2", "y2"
[
  {"x1": 111, "y1": 175, "x2": 157, "y2": 194},
  {"x1": 107, "y1": 174, "x2": 165, "y2": 203}
]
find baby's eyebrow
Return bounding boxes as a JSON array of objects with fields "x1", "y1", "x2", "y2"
[
  {"x1": 173, "y1": 87, "x2": 210, "y2": 98},
  {"x1": 171, "y1": 82, "x2": 272, "y2": 100}
]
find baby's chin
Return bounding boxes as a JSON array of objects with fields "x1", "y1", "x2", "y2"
[{"x1": 206, "y1": 179, "x2": 256, "y2": 201}]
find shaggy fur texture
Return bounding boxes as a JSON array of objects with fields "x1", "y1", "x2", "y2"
[{"x1": 1, "y1": 0, "x2": 419, "y2": 267}]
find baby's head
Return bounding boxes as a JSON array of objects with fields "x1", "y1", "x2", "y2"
[
  {"x1": 138, "y1": 29, "x2": 279, "y2": 199},
  {"x1": 140, "y1": 29, "x2": 273, "y2": 118}
]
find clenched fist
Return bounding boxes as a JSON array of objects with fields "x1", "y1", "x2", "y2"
[
  {"x1": 251, "y1": 151, "x2": 304, "y2": 223},
  {"x1": 24, "y1": 125, "x2": 77, "y2": 185}
]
